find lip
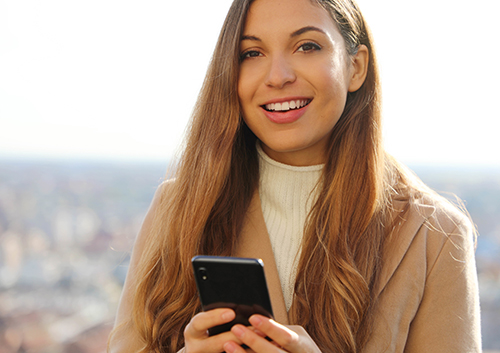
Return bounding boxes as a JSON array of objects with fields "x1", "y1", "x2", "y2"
[{"x1": 260, "y1": 96, "x2": 312, "y2": 124}]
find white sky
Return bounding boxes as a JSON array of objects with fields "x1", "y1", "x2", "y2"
[{"x1": 0, "y1": 0, "x2": 499, "y2": 166}]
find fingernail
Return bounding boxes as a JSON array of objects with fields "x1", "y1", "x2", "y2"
[
  {"x1": 232, "y1": 325, "x2": 245, "y2": 338},
  {"x1": 221, "y1": 310, "x2": 235, "y2": 321},
  {"x1": 223, "y1": 341, "x2": 237, "y2": 353},
  {"x1": 249, "y1": 315, "x2": 262, "y2": 327}
]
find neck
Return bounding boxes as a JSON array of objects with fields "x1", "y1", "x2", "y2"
[{"x1": 261, "y1": 143, "x2": 326, "y2": 167}]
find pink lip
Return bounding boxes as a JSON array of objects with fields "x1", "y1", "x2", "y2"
[{"x1": 260, "y1": 97, "x2": 312, "y2": 124}]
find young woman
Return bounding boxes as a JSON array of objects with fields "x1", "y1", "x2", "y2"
[{"x1": 108, "y1": 0, "x2": 481, "y2": 352}]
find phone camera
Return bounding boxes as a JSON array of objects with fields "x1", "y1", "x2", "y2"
[{"x1": 198, "y1": 267, "x2": 208, "y2": 281}]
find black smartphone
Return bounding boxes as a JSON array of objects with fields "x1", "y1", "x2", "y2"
[{"x1": 191, "y1": 255, "x2": 274, "y2": 336}]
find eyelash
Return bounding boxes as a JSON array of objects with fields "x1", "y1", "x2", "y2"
[
  {"x1": 297, "y1": 42, "x2": 322, "y2": 53},
  {"x1": 239, "y1": 42, "x2": 322, "y2": 61},
  {"x1": 240, "y1": 50, "x2": 262, "y2": 61}
]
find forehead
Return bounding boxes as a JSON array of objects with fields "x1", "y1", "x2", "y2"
[{"x1": 244, "y1": 0, "x2": 337, "y2": 36}]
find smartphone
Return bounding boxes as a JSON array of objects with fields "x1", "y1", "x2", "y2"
[{"x1": 191, "y1": 255, "x2": 274, "y2": 336}]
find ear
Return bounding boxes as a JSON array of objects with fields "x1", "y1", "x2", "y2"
[{"x1": 348, "y1": 44, "x2": 369, "y2": 92}]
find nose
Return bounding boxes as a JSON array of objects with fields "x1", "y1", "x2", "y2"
[{"x1": 264, "y1": 55, "x2": 296, "y2": 89}]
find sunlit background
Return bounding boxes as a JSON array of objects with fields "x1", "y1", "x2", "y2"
[
  {"x1": 1, "y1": 0, "x2": 499, "y2": 352},
  {"x1": 1, "y1": 0, "x2": 499, "y2": 165}
]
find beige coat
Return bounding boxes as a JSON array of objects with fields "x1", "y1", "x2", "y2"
[
  {"x1": 235, "y1": 191, "x2": 481, "y2": 352},
  {"x1": 110, "y1": 185, "x2": 481, "y2": 352}
]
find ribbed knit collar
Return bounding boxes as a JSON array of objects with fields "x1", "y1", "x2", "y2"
[
  {"x1": 256, "y1": 141, "x2": 323, "y2": 310},
  {"x1": 256, "y1": 142, "x2": 324, "y2": 172}
]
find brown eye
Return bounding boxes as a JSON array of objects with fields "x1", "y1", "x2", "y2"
[
  {"x1": 240, "y1": 50, "x2": 262, "y2": 61},
  {"x1": 297, "y1": 42, "x2": 321, "y2": 53}
]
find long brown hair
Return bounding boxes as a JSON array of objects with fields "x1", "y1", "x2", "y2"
[
  {"x1": 291, "y1": 1, "x2": 386, "y2": 351},
  {"x1": 112, "y1": 0, "x2": 416, "y2": 352}
]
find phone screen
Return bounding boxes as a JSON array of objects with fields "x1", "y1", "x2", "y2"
[{"x1": 192, "y1": 255, "x2": 274, "y2": 336}]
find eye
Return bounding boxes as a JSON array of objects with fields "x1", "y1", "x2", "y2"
[
  {"x1": 240, "y1": 50, "x2": 262, "y2": 61},
  {"x1": 297, "y1": 42, "x2": 322, "y2": 53}
]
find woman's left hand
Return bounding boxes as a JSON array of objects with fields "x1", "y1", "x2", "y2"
[{"x1": 222, "y1": 315, "x2": 322, "y2": 353}]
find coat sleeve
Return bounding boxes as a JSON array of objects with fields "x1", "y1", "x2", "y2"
[
  {"x1": 108, "y1": 182, "x2": 167, "y2": 353},
  {"x1": 404, "y1": 217, "x2": 482, "y2": 352}
]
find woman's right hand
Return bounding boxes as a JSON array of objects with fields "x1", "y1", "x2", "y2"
[{"x1": 184, "y1": 309, "x2": 244, "y2": 353}]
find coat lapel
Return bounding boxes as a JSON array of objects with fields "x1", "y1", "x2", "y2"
[
  {"x1": 373, "y1": 198, "x2": 436, "y2": 298},
  {"x1": 235, "y1": 193, "x2": 436, "y2": 322},
  {"x1": 235, "y1": 191, "x2": 289, "y2": 325}
]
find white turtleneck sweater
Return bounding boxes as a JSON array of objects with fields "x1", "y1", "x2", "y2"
[{"x1": 256, "y1": 144, "x2": 323, "y2": 311}]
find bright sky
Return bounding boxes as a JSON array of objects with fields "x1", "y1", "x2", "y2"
[{"x1": 1, "y1": 0, "x2": 499, "y2": 166}]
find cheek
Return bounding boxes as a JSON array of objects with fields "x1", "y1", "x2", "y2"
[
  {"x1": 237, "y1": 76, "x2": 256, "y2": 130},
  {"x1": 238, "y1": 61, "x2": 269, "y2": 105},
  {"x1": 238, "y1": 66, "x2": 257, "y2": 105},
  {"x1": 237, "y1": 78, "x2": 245, "y2": 105},
  {"x1": 237, "y1": 81, "x2": 252, "y2": 113},
  {"x1": 320, "y1": 53, "x2": 353, "y2": 91},
  {"x1": 326, "y1": 64, "x2": 349, "y2": 90},
  {"x1": 320, "y1": 71, "x2": 351, "y2": 109}
]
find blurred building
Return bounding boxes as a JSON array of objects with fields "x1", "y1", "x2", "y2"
[{"x1": 0, "y1": 160, "x2": 499, "y2": 352}]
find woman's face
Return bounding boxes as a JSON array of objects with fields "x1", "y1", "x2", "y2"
[{"x1": 238, "y1": 0, "x2": 367, "y2": 166}]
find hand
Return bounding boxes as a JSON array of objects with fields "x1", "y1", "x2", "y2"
[
  {"x1": 184, "y1": 309, "x2": 244, "y2": 353},
  {"x1": 223, "y1": 315, "x2": 322, "y2": 353}
]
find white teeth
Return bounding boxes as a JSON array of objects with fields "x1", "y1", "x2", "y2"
[{"x1": 264, "y1": 99, "x2": 309, "y2": 112}]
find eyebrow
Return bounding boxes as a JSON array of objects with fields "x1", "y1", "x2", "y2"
[
  {"x1": 241, "y1": 26, "x2": 326, "y2": 42},
  {"x1": 291, "y1": 26, "x2": 326, "y2": 37}
]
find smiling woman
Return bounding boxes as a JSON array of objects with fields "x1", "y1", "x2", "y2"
[
  {"x1": 107, "y1": 0, "x2": 481, "y2": 352},
  {"x1": 238, "y1": 1, "x2": 369, "y2": 166}
]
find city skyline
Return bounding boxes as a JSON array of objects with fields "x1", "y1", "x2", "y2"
[{"x1": 0, "y1": 159, "x2": 499, "y2": 351}]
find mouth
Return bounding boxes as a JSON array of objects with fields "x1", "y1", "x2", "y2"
[{"x1": 261, "y1": 99, "x2": 312, "y2": 112}]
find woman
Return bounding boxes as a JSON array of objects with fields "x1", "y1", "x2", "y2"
[{"x1": 108, "y1": 0, "x2": 481, "y2": 352}]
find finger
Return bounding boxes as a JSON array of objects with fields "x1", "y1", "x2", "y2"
[
  {"x1": 248, "y1": 315, "x2": 301, "y2": 351},
  {"x1": 252, "y1": 328, "x2": 267, "y2": 338},
  {"x1": 186, "y1": 331, "x2": 244, "y2": 353},
  {"x1": 230, "y1": 324, "x2": 282, "y2": 353},
  {"x1": 185, "y1": 309, "x2": 236, "y2": 339},
  {"x1": 208, "y1": 330, "x2": 245, "y2": 350},
  {"x1": 223, "y1": 340, "x2": 246, "y2": 353}
]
